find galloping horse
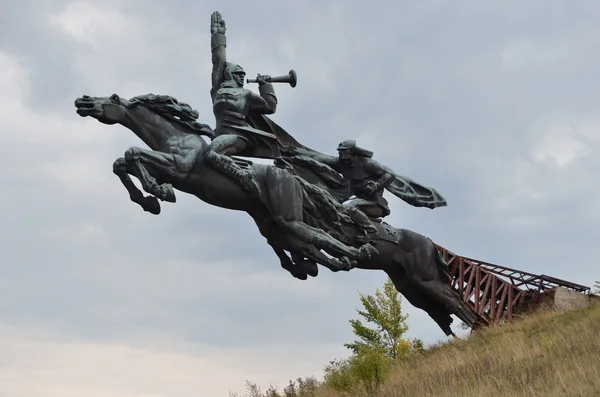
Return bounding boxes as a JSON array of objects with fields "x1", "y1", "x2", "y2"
[
  {"x1": 74, "y1": 93, "x2": 479, "y2": 336},
  {"x1": 74, "y1": 93, "x2": 375, "y2": 279}
]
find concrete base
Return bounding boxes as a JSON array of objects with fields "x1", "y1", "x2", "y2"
[{"x1": 552, "y1": 287, "x2": 590, "y2": 310}]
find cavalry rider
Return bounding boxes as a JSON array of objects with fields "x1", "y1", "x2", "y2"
[
  {"x1": 207, "y1": 11, "x2": 281, "y2": 195},
  {"x1": 334, "y1": 140, "x2": 396, "y2": 242},
  {"x1": 285, "y1": 140, "x2": 396, "y2": 242},
  {"x1": 284, "y1": 139, "x2": 448, "y2": 243}
]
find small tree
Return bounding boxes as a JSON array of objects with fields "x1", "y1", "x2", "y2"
[
  {"x1": 344, "y1": 277, "x2": 421, "y2": 359},
  {"x1": 324, "y1": 278, "x2": 422, "y2": 394},
  {"x1": 593, "y1": 281, "x2": 600, "y2": 295}
]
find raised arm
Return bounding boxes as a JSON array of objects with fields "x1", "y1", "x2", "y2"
[{"x1": 210, "y1": 11, "x2": 227, "y2": 97}]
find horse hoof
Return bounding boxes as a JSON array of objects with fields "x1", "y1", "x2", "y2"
[
  {"x1": 161, "y1": 184, "x2": 176, "y2": 203},
  {"x1": 348, "y1": 259, "x2": 358, "y2": 270},
  {"x1": 298, "y1": 260, "x2": 318, "y2": 277},
  {"x1": 338, "y1": 257, "x2": 355, "y2": 271},
  {"x1": 142, "y1": 197, "x2": 161, "y2": 215},
  {"x1": 282, "y1": 262, "x2": 308, "y2": 280},
  {"x1": 293, "y1": 270, "x2": 308, "y2": 280}
]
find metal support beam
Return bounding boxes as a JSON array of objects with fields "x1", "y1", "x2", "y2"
[{"x1": 435, "y1": 244, "x2": 590, "y2": 327}]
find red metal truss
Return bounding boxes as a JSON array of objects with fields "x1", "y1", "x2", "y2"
[{"x1": 434, "y1": 244, "x2": 590, "y2": 327}]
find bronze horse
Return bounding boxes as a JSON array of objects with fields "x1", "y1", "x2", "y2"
[{"x1": 74, "y1": 93, "x2": 478, "y2": 336}]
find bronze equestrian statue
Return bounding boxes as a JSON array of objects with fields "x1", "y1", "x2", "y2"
[{"x1": 72, "y1": 10, "x2": 479, "y2": 337}]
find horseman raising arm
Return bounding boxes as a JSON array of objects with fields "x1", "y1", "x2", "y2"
[
  {"x1": 210, "y1": 12, "x2": 276, "y2": 113},
  {"x1": 206, "y1": 11, "x2": 282, "y2": 196}
]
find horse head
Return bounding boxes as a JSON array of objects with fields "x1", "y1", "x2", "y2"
[
  {"x1": 74, "y1": 93, "x2": 129, "y2": 125},
  {"x1": 74, "y1": 92, "x2": 214, "y2": 151}
]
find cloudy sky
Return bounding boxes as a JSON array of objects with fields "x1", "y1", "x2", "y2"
[{"x1": 1, "y1": 0, "x2": 599, "y2": 395}]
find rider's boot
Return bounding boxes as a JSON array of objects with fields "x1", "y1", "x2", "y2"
[
  {"x1": 205, "y1": 151, "x2": 261, "y2": 196},
  {"x1": 346, "y1": 207, "x2": 379, "y2": 243}
]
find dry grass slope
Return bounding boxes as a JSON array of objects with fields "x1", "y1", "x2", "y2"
[
  {"x1": 318, "y1": 302, "x2": 600, "y2": 397},
  {"x1": 235, "y1": 301, "x2": 600, "y2": 397}
]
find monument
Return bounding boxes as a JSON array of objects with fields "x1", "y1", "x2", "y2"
[{"x1": 73, "y1": 11, "x2": 477, "y2": 337}]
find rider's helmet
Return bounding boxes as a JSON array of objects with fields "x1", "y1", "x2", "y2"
[
  {"x1": 224, "y1": 62, "x2": 246, "y2": 83},
  {"x1": 337, "y1": 140, "x2": 356, "y2": 152},
  {"x1": 337, "y1": 140, "x2": 373, "y2": 158}
]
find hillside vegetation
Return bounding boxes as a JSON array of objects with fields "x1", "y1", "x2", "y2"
[{"x1": 236, "y1": 300, "x2": 600, "y2": 397}]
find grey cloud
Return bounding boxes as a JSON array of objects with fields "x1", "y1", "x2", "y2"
[{"x1": 0, "y1": 0, "x2": 84, "y2": 108}]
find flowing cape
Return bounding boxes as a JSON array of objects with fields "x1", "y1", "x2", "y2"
[
  {"x1": 246, "y1": 113, "x2": 307, "y2": 155},
  {"x1": 245, "y1": 113, "x2": 447, "y2": 209},
  {"x1": 384, "y1": 175, "x2": 447, "y2": 209}
]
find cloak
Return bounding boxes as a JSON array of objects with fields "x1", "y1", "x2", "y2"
[
  {"x1": 339, "y1": 140, "x2": 448, "y2": 209},
  {"x1": 248, "y1": 114, "x2": 304, "y2": 149},
  {"x1": 244, "y1": 113, "x2": 447, "y2": 210},
  {"x1": 384, "y1": 174, "x2": 447, "y2": 209}
]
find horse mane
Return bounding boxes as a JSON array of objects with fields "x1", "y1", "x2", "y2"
[{"x1": 128, "y1": 93, "x2": 214, "y2": 137}]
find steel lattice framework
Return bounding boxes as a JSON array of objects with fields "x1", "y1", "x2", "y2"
[{"x1": 434, "y1": 245, "x2": 590, "y2": 327}]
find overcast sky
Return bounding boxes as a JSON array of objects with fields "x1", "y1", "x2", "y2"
[{"x1": 1, "y1": 0, "x2": 599, "y2": 396}]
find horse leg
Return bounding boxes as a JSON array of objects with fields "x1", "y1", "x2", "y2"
[
  {"x1": 295, "y1": 245, "x2": 357, "y2": 276},
  {"x1": 112, "y1": 157, "x2": 161, "y2": 215},
  {"x1": 409, "y1": 270, "x2": 478, "y2": 329},
  {"x1": 124, "y1": 146, "x2": 187, "y2": 203},
  {"x1": 272, "y1": 212, "x2": 365, "y2": 270},
  {"x1": 268, "y1": 243, "x2": 308, "y2": 280},
  {"x1": 389, "y1": 273, "x2": 457, "y2": 337},
  {"x1": 266, "y1": 170, "x2": 377, "y2": 269}
]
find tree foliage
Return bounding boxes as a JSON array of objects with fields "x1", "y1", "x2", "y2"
[
  {"x1": 344, "y1": 277, "x2": 421, "y2": 359},
  {"x1": 230, "y1": 378, "x2": 320, "y2": 397},
  {"x1": 323, "y1": 277, "x2": 423, "y2": 394}
]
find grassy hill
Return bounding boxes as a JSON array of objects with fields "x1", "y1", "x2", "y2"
[{"x1": 236, "y1": 300, "x2": 600, "y2": 397}]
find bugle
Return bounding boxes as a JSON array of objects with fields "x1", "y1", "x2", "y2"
[{"x1": 247, "y1": 70, "x2": 297, "y2": 88}]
